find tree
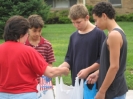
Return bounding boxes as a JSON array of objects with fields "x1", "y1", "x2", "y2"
[{"x1": 0, "y1": 0, "x2": 50, "y2": 38}]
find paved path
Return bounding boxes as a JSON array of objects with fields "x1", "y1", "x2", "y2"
[{"x1": 126, "y1": 90, "x2": 133, "y2": 99}]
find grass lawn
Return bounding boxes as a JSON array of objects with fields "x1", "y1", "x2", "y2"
[{"x1": 0, "y1": 22, "x2": 133, "y2": 89}]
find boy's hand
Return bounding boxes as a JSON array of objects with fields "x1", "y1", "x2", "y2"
[
  {"x1": 86, "y1": 71, "x2": 99, "y2": 84},
  {"x1": 59, "y1": 66, "x2": 69, "y2": 76},
  {"x1": 95, "y1": 91, "x2": 105, "y2": 99},
  {"x1": 77, "y1": 68, "x2": 89, "y2": 79}
]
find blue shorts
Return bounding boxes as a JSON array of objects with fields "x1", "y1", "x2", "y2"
[
  {"x1": 113, "y1": 94, "x2": 126, "y2": 99},
  {"x1": 0, "y1": 92, "x2": 37, "y2": 99}
]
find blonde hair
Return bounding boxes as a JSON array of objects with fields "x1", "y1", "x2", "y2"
[{"x1": 68, "y1": 4, "x2": 89, "y2": 20}]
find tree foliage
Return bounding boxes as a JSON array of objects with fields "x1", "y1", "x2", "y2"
[{"x1": 0, "y1": 0, "x2": 50, "y2": 38}]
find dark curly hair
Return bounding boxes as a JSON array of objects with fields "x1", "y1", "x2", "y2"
[{"x1": 92, "y1": 2, "x2": 115, "y2": 19}]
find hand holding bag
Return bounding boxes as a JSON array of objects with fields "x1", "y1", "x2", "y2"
[{"x1": 83, "y1": 81, "x2": 97, "y2": 99}]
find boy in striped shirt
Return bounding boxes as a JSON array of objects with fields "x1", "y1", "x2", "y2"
[{"x1": 25, "y1": 14, "x2": 55, "y2": 99}]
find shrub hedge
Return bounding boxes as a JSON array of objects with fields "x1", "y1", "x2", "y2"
[
  {"x1": 46, "y1": 5, "x2": 133, "y2": 24},
  {"x1": 0, "y1": 0, "x2": 50, "y2": 38}
]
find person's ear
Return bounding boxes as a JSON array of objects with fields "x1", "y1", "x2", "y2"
[
  {"x1": 85, "y1": 15, "x2": 90, "y2": 20},
  {"x1": 102, "y1": 13, "x2": 107, "y2": 20}
]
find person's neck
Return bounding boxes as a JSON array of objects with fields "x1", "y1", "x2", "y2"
[
  {"x1": 28, "y1": 36, "x2": 40, "y2": 46},
  {"x1": 78, "y1": 21, "x2": 95, "y2": 34},
  {"x1": 106, "y1": 19, "x2": 120, "y2": 33}
]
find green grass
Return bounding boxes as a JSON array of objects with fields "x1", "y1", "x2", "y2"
[
  {"x1": 0, "y1": 22, "x2": 133, "y2": 89},
  {"x1": 0, "y1": 39, "x2": 4, "y2": 43}
]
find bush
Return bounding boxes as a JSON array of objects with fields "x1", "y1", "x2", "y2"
[
  {"x1": 86, "y1": 5, "x2": 94, "y2": 22},
  {"x1": 45, "y1": 5, "x2": 133, "y2": 24},
  {"x1": 126, "y1": 13, "x2": 133, "y2": 21},
  {"x1": 46, "y1": 11, "x2": 59, "y2": 24},
  {"x1": 86, "y1": 5, "x2": 93, "y2": 16},
  {"x1": 59, "y1": 17, "x2": 71, "y2": 24},
  {"x1": 115, "y1": 13, "x2": 133, "y2": 22},
  {"x1": 0, "y1": 0, "x2": 50, "y2": 38},
  {"x1": 58, "y1": 10, "x2": 71, "y2": 24},
  {"x1": 46, "y1": 10, "x2": 71, "y2": 24},
  {"x1": 115, "y1": 15, "x2": 127, "y2": 21}
]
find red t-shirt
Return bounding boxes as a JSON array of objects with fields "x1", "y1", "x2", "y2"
[{"x1": 0, "y1": 41, "x2": 48, "y2": 93}]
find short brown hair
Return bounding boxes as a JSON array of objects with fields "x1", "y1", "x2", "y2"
[
  {"x1": 28, "y1": 14, "x2": 44, "y2": 28},
  {"x1": 68, "y1": 4, "x2": 89, "y2": 20}
]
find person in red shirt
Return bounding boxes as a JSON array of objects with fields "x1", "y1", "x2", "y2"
[{"x1": 0, "y1": 15, "x2": 69, "y2": 99}]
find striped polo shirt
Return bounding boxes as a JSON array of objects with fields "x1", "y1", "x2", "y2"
[{"x1": 25, "y1": 36, "x2": 55, "y2": 64}]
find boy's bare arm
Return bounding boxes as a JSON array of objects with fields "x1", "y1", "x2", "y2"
[
  {"x1": 96, "y1": 31, "x2": 122, "y2": 99},
  {"x1": 87, "y1": 70, "x2": 99, "y2": 84},
  {"x1": 77, "y1": 62, "x2": 99, "y2": 79}
]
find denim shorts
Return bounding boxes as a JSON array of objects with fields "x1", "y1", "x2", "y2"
[
  {"x1": 0, "y1": 92, "x2": 37, "y2": 99},
  {"x1": 113, "y1": 94, "x2": 126, "y2": 99}
]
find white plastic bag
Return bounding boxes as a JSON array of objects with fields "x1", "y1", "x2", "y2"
[
  {"x1": 37, "y1": 75, "x2": 54, "y2": 99},
  {"x1": 54, "y1": 77, "x2": 74, "y2": 99},
  {"x1": 54, "y1": 77, "x2": 83, "y2": 99},
  {"x1": 70, "y1": 77, "x2": 84, "y2": 99}
]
